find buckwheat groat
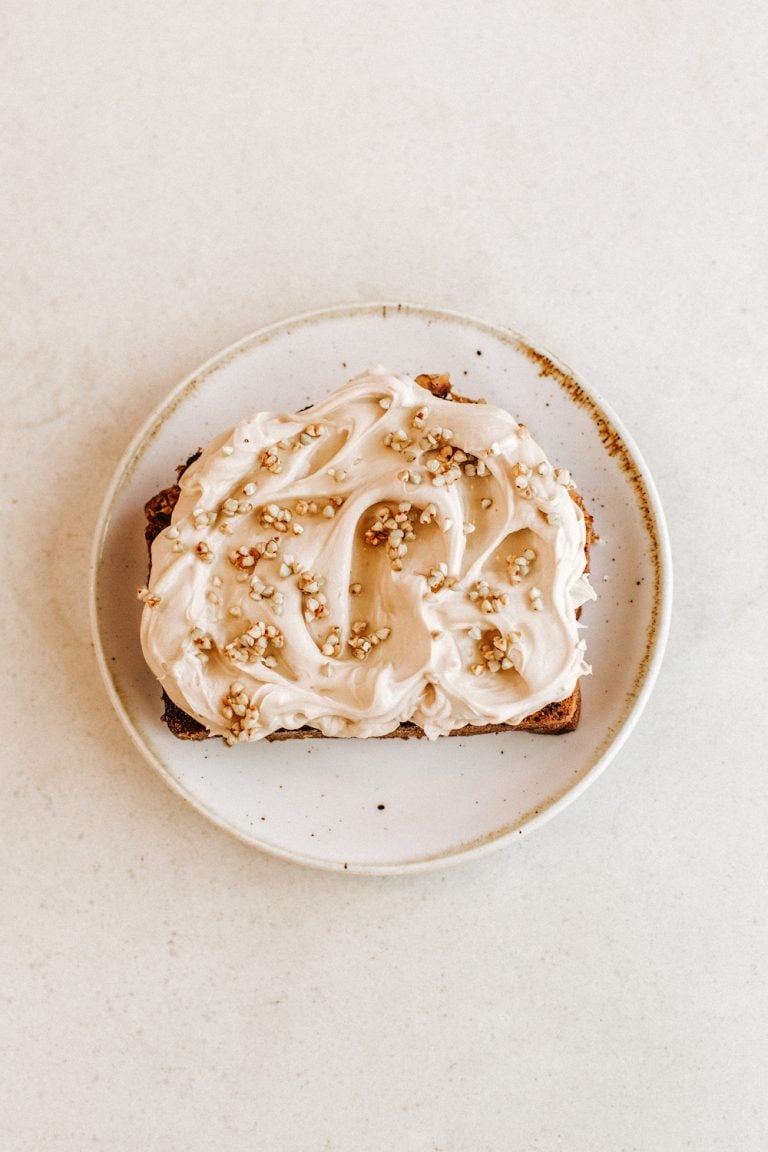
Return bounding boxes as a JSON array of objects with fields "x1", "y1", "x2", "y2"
[{"x1": 139, "y1": 369, "x2": 595, "y2": 744}]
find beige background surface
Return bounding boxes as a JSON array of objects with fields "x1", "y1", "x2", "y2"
[{"x1": 3, "y1": 2, "x2": 767, "y2": 1149}]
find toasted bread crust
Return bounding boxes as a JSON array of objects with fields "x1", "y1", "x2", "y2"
[{"x1": 144, "y1": 376, "x2": 590, "y2": 741}]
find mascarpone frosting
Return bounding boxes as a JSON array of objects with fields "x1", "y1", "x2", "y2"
[{"x1": 140, "y1": 368, "x2": 595, "y2": 741}]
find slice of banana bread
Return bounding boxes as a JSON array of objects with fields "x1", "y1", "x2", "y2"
[{"x1": 142, "y1": 374, "x2": 592, "y2": 742}]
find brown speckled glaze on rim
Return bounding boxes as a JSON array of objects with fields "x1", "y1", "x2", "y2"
[
  {"x1": 90, "y1": 303, "x2": 672, "y2": 874},
  {"x1": 514, "y1": 339, "x2": 664, "y2": 762}
]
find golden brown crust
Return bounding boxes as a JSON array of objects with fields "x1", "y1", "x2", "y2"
[
  {"x1": 143, "y1": 379, "x2": 590, "y2": 742},
  {"x1": 160, "y1": 690, "x2": 209, "y2": 740},
  {"x1": 263, "y1": 683, "x2": 581, "y2": 740},
  {"x1": 415, "y1": 373, "x2": 485, "y2": 404},
  {"x1": 156, "y1": 683, "x2": 581, "y2": 740}
]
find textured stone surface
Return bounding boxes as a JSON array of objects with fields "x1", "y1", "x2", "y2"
[{"x1": 2, "y1": 2, "x2": 767, "y2": 1149}]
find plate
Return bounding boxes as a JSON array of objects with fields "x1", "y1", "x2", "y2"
[{"x1": 90, "y1": 303, "x2": 672, "y2": 873}]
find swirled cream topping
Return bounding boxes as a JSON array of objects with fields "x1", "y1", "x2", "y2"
[{"x1": 140, "y1": 368, "x2": 595, "y2": 742}]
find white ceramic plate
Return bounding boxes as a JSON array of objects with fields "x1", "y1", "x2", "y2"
[{"x1": 91, "y1": 303, "x2": 671, "y2": 873}]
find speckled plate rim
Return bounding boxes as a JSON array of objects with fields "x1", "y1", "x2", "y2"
[{"x1": 89, "y1": 302, "x2": 673, "y2": 874}]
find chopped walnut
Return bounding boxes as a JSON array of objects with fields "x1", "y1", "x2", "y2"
[
  {"x1": 425, "y1": 563, "x2": 457, "y2": 593},
  {"x1": 220, "y1": 496, "x2": 253, "y2": 518},
  {"x1": 137, "y1": 585, "x2": 161, "y2": 608},
  {"x1": 298, "y1": 571, "x2": 329, "y2": 621},
  {"x1": 412, "y1": 405, "x2": 429, "y2": 429},
  {"x1": 364, "y1": 503, "x2": 417, "y2": 571},
  {"x1": 320, "y1": 626, "x2": 342, "y2": 657},
  {"x1": 192, "y1": 507, "x2": 217, "y2": 529},
  {"x1": 222, "y1": 681, "x2": 261, "y2": 744},
  {"x1": 260, "y1": 503, "x2": 293, "y2": 531},
  {"x1": 259, "y1": 537, "x2": 280, "y2": 559},
  {"x1": 194, "y1": 541, "x2": 214, "y2": 563},
  {"x1": 506, "y1": 548, "x2": 537, "y2": 584},
  {"x1": 190, "y1": 626, "x2": 214, "y2": 658},
  {"x1": 528, "y1": 586, "x2": 544, "y2": 612},
  {"x1": 397, "y1": 468, "x2": 423, "y2": 485},
  {"x1": 467, "y1": 580, "x2": 509, "y2": 614},
  {"x1": 247, "y1": 574, "x2": 285, "y2": 614},
  {"x1": 383, "y1": 429, "x2": 413, "y2": 454},
  {"x1": 224, "y1": 622, "x2": 284, "y2": 666},
  {"x1": 260, "y1": 449, "x2": 282, "y2": 474},
  {"x1": 229, "y1": 546, "x2": 260, "y2": 571},
  {"x1": 417, "y1": 427, "x2": 488, "y2": 487},
  {"x1": 347, "y1": 624, "x2": 391, "y2": 661},
  {"x1": 472, "y1": 630, "x2": 521, "y2": 675},
  {"x1": 512, "y1": 462, "x2": 533, "y2": 496}
]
